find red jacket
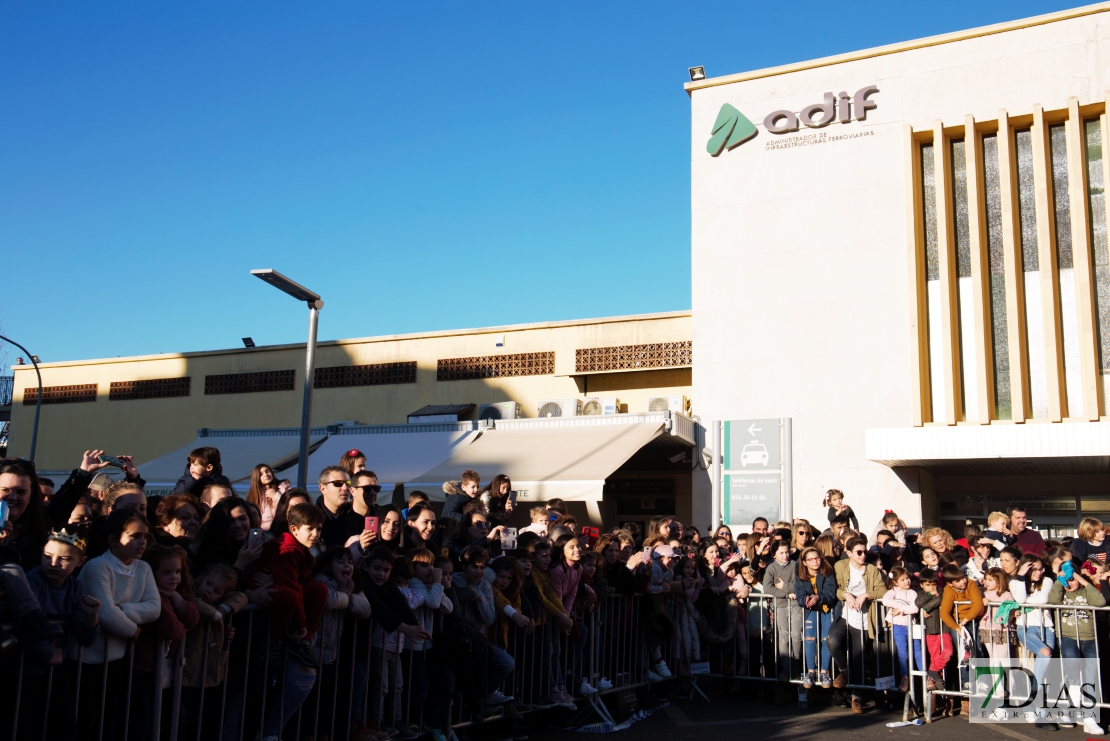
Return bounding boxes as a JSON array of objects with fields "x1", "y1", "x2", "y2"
[
  {"x1": 134, "y1": 593, "x2": 200, "y2": 672},
  {"x1": 251, "y1": 532, "x2": 316, "y2": 594}
]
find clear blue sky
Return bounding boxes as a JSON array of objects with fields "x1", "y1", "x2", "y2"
[{"x1": 1, "y1": 0, "x2": 1076, "y2": 370}]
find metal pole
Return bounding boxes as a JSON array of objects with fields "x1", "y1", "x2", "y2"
[
  {"x1": 710, "y1": 420, "x2": 722, "y2": 529},
  {"x1": 296, "y1": 300, "x2": 322, "y2": 489},
  {"x1": 0, "y1": 335, "x2": 43, "y2": 462},
  {"x1": 781, "y1": 417, "x2": 793, "y2": 523}
]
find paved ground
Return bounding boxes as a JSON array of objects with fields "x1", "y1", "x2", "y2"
[{"x1": 522, "y1": 686, "x2": 1104, "y2": 741}]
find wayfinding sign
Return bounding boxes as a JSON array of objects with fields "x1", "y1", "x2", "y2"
[{"x1": 721, "y1": 418, "x2": 790, "y2": 529}]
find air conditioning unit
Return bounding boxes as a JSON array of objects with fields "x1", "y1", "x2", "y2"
[
  {"x1": 479, "y1": 402, "x2": 521, "y2": 421},
  {"x1": 537, "y1": 399, "x2": 582, "y2": 418},
  {"x1": 647, "y1": 395, "x2": 690, "y2": 414},
  {"x1": 581, "y1": 397, "x2": 621, "y2": 416}
]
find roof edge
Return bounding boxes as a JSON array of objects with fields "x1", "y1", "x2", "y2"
[
  {"x1": 11, "y1": 310, "x2": 693, "y2": 371},
  {"x1": 684, "y1": 1, "x2": 1110, "y2": 95}
]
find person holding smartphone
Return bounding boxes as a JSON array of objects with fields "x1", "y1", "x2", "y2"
[{"x1": 322, "y1": 469, "x2": 382, "y2": 551}]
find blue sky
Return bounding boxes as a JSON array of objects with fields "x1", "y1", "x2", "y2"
[{"x1": 0, "y1": 0, "x2": 1077, "y2": 369}]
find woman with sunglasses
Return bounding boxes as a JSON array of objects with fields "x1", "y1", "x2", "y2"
[{"x1": 247, "y1": 464, "x2": 282, "y2": 530}]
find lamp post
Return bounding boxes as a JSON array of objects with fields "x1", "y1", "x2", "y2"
[
  {"x1": 250, "y1": 269, "x2": 324, "y2": 489},
  {"x1": 0, "y1": 335, "x2": 42, "y2": 462}
]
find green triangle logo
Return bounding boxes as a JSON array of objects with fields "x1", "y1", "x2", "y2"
[{"x1": 707, "y1": 103, "x2": 757, "y2": 156}]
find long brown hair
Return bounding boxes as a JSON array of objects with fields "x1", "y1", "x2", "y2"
[
  {"x1": 795, "y1": 547, "x2": 833, "y2": 579},
  {"x1": 144, "y1": 544, "x2": 194, "y2": 601},
  {"x1": 479, "y1": 474, "x2": 512, "y2": 500},
  {"x1": 246, "y1": 464, "x2": 277, "y2": 509}
]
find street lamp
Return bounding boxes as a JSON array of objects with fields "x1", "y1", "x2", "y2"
[
  {"x1": 250, "y1": 269, "x2": 324, "y2": 489},
  {"x1": 0, "y1": 335, "x2": 42, "y2": 462}
]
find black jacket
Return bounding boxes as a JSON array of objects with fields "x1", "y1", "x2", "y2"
[
  {"x1": 171, "y1": 466, "x2": 230, "y2": 498},
  {"x1": 48, "y1": 467, "x2": 146, "y2": 526}
]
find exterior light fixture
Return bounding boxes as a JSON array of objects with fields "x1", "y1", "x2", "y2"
[
  {"x1": 250, "y1": 269, "x2": 325, "y2": 488},
  {"x1": 689, "y1": 66, "x2": 706, "y2": 82}
]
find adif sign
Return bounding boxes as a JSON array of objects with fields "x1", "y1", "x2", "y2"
[{"x1": 764, "y1": 85, "x2": 878, "y2": 134}]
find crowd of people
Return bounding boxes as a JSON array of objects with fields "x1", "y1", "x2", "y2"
[{"x1": 1, "y1": 449, "x2": 1108, "y2": 740}]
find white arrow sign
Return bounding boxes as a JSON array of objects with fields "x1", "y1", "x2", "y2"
[{"x1": 747, "y1": 423, "x2": 761, "y2": 436}]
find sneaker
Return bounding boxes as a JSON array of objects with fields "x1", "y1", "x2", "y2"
[
  {"x1": 498, "y1": 704, "x2": 524, "y2": 721},
  {"x1": 653, "y1": 660, "x2": 673, "y2": 678},
  {"x1": 647, "y1": 670, "x2": 663, "y2": 682},
  {"x1": 925, "y1": 677, "x2": 940, "y2": 691},
  {"x1": 832, "y1": 671, "x2": 848, "y2": 689},
  {"x1": 531, "y1": 696, "x2": 555, "y2": 709},
  {"x1": 802, "y1": 673, "x2": 815, "y2": 689},
  {"x1": 551, "y1": 689, "x2": 577, "y2": 709},
  {"x1": 851, "y1": 696, "x2": 863, "y2": 714},
  {"x1": 898, "y1": 676, "x2": 909, "y2": 693},
  {"x1": 597, "y1": 677, "x2": 613, "y2": 690},
  {"x1": 486, "y1": 690, "x2": 514, "y2": 706},
  {"x1": 1082, "y1": 718, "x2": 1105, "y2": 735},
  {"x1": 989, "y1": 708, "x2": 1009, "y2": 722},
  {"x1": 288, "y1": 641, "x2": 318, "y2": 667},
  {"x1": 819, "y1": 671, "x2": 832, "y2": 689},
  {"x1": 352, "y1": 723, "x2": 390, "y2": 741},
  {"x1": 579, "y1": 680, "x2": 598, "y2": 696},
  {"x1": 363, "y1": 721, "x2": 392, "y2": 740},
  {"x1": 422, "y1": 726, "x2": 448, "y2": 741}
]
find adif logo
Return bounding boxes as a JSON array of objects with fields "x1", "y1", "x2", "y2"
[
  {"x1": 706, "y1": 104, "x2": 757, "y2": 156},
  {"x1": 707, "y1": 85, "x2": 879, "y2": 156}
]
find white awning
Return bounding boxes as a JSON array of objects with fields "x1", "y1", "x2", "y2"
[
  {"x1": 283, "y1": 422, "x2": 481, "y2": 490},
  {"x1": 406, "y1": 418, "x2": 667, "y2": 502},
  {"x1": 138, "y1": 428, "x2": 329, "y2": 489},
  {"x1": 866, "y1": 424, "x2": 1110, "y2": 475}
]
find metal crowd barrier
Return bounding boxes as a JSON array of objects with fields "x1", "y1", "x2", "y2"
[
  {"x1": 8, "y1": 585, "x2": 989, "y2": 740},
  {"x1": 909, "y1": 600, "x2": 1110, "y2": 724}
]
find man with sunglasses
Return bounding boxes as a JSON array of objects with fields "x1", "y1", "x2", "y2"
[
  {"x1": 315, "y1": 465, "x2": 352, "y2": 524},
  {"x1": 322, "y1": 469, "x2": 383, "y2": 551},
  {"x1": 827, "y1": 535, "x2": 886, "y2": 713}
]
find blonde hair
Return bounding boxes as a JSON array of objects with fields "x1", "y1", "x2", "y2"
[
  {"x1": 921, "y1": 527, "x2": 956, "y2": 552},
  {"x1": 407, "y1": 547, "x2": 435, "y2": 565},
  {"x1": 987, "y1": 511, "x2": 1009, "y2": 529},
  {"x1": 529, "y1": 506, "x2": 548, "y2": 524},
  {"x1": 1078, "y1": 517, "x2": 1105, "y2": 542}
]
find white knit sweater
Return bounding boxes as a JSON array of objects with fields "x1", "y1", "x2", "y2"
[{"x1": 68, "y1": 550, "x2": 161, "y2": 664}]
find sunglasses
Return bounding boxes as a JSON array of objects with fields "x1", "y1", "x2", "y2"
[
  {"x1": 852, "y1": 549, "x2": 866, "y2": 555},
  {"x1": 324, "y1": 480, "x2": 351, "y2": 488},
  {"x1": 353, "y1": 484, "x2": 382, "y2": 493}
]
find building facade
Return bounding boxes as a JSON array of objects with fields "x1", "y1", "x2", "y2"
[
  {"x1": 8, "y1": 312, "x2": 698, "y2": 529},
  {"x1": 689, "y1": 2, "x2": 1110, "y2": 535}
]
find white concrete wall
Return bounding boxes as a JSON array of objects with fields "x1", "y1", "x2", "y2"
[{"x1": 691, "y1": 10, "x2": 1110, "y2": 532}]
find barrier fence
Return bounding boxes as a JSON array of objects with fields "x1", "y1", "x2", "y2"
[{"x1": 6, "y1": 592, "x2": 1110, "y2": 739}]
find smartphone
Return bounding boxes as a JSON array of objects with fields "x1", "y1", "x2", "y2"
[
  {"x1": 501, "y1": 527, "x2": 518, "y2": 550},
  {"x1": 248, "y1": 528, "x2": 265, "y2": 549},
  {"x1": 508, "y1": 490, "x2": 517, "y2": 508},
  {"x1": 0, "y1": 500, "x2": 8, "y2": 530},
  {"x1": 643, "y1": 546, "x2": 653, "y2": 562},
  {"x1": 97, "y1": 454, "x2": 127, "y2": 468},
  {"x1": 364, "y1": 516, "x2": 379, "y2": 535},
  {"x1": 580, "y1": 526, "x2": 599, "y2": 547}
]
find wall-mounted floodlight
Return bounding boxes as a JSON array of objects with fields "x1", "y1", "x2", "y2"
[
  {"x1": 689, "y1": 66, "x2": 706, "y2": 82},
  {"x1": 251, "y1": 269, "x2": 325, "y2": 488}
]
